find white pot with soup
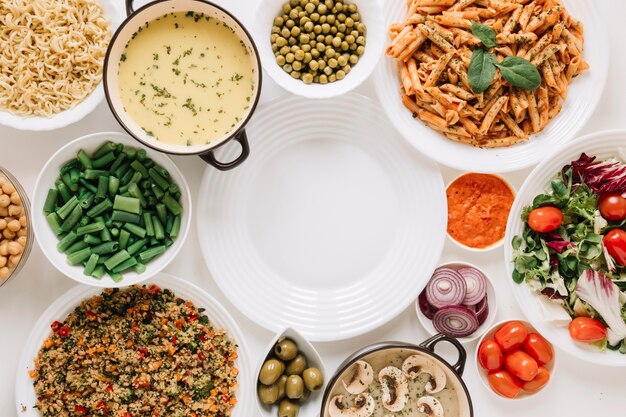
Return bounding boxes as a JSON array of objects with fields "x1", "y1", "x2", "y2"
[{"x1": 104, "y1": 0, "x2": 262, "y2": 170}]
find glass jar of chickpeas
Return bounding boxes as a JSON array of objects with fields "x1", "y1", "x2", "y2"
[{"x1": 0, "y1": 167, "x2": 32, "y2": 287}]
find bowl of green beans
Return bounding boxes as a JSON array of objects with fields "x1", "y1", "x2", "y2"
[
  {"x1": 32, "y1": 131, "x2": 191, "y2": 287},
  {"x1": 256, "y1": 0, "x2": 385, "y2": 98}
]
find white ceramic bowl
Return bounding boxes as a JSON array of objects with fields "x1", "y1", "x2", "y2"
[
  {"x1": 15, "y1": 273, "x2": 254, "y2": 417},
  {"x1": 0, "y1": 0, "x2": 124, "y2": 131},
  {"x1": 504, "y1": 129, "x2": 626, "y2": 366},
  {"x1": 32, "y1": 132, "x2": 191, "y2": 287},
  {"x1": 255, "y1": 0, "x2": 385, "y2": 98},
  {"x1": 255, "y1": 328, "x2": 326, "y2": 417},
  {"x1": 445, "y1": 173, "x2": 516, "y2": 253},
  {"x1": 475, "y1": 320, "x2": 556, "y2": 400},
  {"x1": 416, "y1": 261, "x2": 497, "y2": 344},
  {"x1": 373, "y1": 0, "x2": 609, "y2": 172}
]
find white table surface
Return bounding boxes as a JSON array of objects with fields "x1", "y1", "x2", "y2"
[{"x1": 1, "y1": 0, "x2": 625, "y2": 415}]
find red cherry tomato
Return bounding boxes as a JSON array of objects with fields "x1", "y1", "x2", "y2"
[
  {"x1": 568, "y1": 317, "x2": 607, "y2": 342},
  {"x1": 522, "y1": 333, "x2": 554, "y2": 365},
  {"x1": 504, "y1": 350, "x2": 539, "y2": 382},
  {"x1": 527, "y1": 207, "x2": 563, "y2": 233},
  {"x1": 488, "y1": 370, "x2": 522, "y2": 399},
  {"x1": 522, "y1": 366, "x2": 551, "y2": 393},
  {"x1": 478, "y1": 339, "x2": 504, "y2": 371},
  {"x1": 50, "y1": 321, "x2": 62, "y2": 333},
  {"x1": 495, "y1": 321, "x2": 529, "y2": 351},
  {"x1": 603, "y1": 229, "x2": 626, "y2": 266},
  {"x1": 58, "y1": 326, "x2": 70, "y2": 338},
  {"x1": 599, "y1": 193, "x2": 626, "y2": 221}
]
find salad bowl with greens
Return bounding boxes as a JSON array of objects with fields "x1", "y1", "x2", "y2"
[{"x1": 504, "y1": 130, "x2": 626, "y2": 366}]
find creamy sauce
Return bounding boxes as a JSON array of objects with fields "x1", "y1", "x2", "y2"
[
  {"x1": 118, "y1": 12, "x2": 255, "y2": 146},
  {"x1": 326, "y1": 349, "x2": 461, "y2": 417}
]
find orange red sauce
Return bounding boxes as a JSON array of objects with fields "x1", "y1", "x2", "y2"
[{"x1": 446, "y1": 173, "x2": 514, "y2": 249}]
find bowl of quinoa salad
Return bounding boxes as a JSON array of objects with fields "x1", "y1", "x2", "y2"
[{"x1": 15, "y1": 273, "x2": 254, "y2": 417}]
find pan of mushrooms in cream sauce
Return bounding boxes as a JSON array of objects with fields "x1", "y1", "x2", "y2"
[{"x1": 321, "y1": 334, "x2": 473, "y2": 417}]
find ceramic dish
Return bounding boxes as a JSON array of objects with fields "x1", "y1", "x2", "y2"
[
  {"x1": 255, "y1": 0, "x2": 385, "y2": 99},
  {"x1": 32, "y1": 131, "x2": 192, "y2": 287},
  {"x1": 196, "y1": 93, "x2": 446, "y2": 341},
  {"x1": 373, "y1": 0, "x2": 609, "y2": 173},
  {"x1": 255, "y1": 328, "x2": 326, "y2": 417},
  {"x1": 475, "y1": 320, "x2": 556, "y2": 400},
  {"x1": 0, "y1": 0, "x2": 124, "y2": 131},
  {"x1": 416, "y1": 262, "x2": 497, "y2": 344},
  {"x1": 14, "y1": 272, "x2": 253, "y2": 417},
  {"x1": 504, "y1": 129, "x2": 626, "y2": 366}
]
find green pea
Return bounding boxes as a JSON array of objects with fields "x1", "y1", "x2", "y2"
[
  {"x1": 301, "y1": 43, "x2": 311, "y2": 52},
  {"x1": 337, "y1": 55, "x2": 348, "y2": 66},
  {"x1": 341, "y1": 41, "x2": 349, "y2": 51},
  {"x1": 280, "y1": 45, "x2": 291, "y2": 55},
  {"x1": 294, "y1": 50, "x2": 304, "y2": 61},
  {"x1": 328, "y1": 58, "x2": 338, "y2": 68},
  {"x1": 291, "y1": 26, "x2": 301, "y2": 36},
  {"x1": 356, "y1": 35, "x2": 365, "y2": 45},
  {"x1": 348, "y1": 3, "x2": 357, "y2": 13},
  {"x1": 349, "y1": 43, "x2": 357, "y2": 51},
  {"x1": 292, "y1": 61, "x2": 302, "y2": 71},
  {"x1": 337, "y1": 13, "x2": 346, "y2": 22},
  {"x1": 329, "y1": 73, "x2": 337, "y2": 82},
  {"x1": 325, "y1": 34, "x2": 333, "y2": 44},
  {"x1": 317, "y1": 59, "x2": 326, "y2": 70},
  {"x1": 304, "y1": 52, "x2": 312, "y2": 63},
  {"x1": 304, "y1": 21, "x2": 314, "y2": 32},
  {"x1": 289, "y1": 0, "x2": 297, "y2": 6},
  {"x1": 302, "y1": 73, "x2": 314, "y2": 84},
  {"x1": 316, "y1": 42, "x2": 326, "y2": 52},
  {"x1": 350, "y1": 30, "x2": 359, "y2": 38},
  {"x1": 345, "y1": 34, "x2": 355, "y2": 44},
  {"x1": 291, "y1": 45, "x2": 299, "y2": 53},
  {"x1": 310, "y1": 12, "x2": 320, "y2": 22},
  {"x1": 309, "y1": 60, "x2": 319, "y2": 71},
  {"x1": 327, "y1": 14, "x2": 336, "y2": 24},
  {"x1": 323, "y1": 66, "x2": 332, "y2": 75},
  {"x1": 282, "y1": 4, "x2": 292, "y2": 13},
  {"x1": 349, "y1": 54, "x2": 358, "y2": 64},
  {"x1": 317, "y1": 3, "x2": 327, "y2": 13},
  {"x1": 311, "y1": 48, "x2": 320, "y2": 58},
  {"x1": 274, "y1": 16, "x2": 285, "y2": 26},
  {"x1": 313, "y1": 75, "x2": 320, "y2": 83},
  {"x1": 321, "y1": 23, "x2": 330, "y2": 34},
  {"x1": 288, "y1": 37, "x2": 297, "y2": 46},
  {"x1": 357, "y1": 23, "x2": 366, "y2": 33},
  {"x1": 271, "y1": 33, "x2": 279, "y2": 43},
  {"x1": 319, "y1": 74, "x2": 328, "y2": 84},
  {"x1": 300, "y1": 16, "x2": 310, "y2": 26},
  {"x1": 330, "y1": 26, "x2": 337, "y2": 35},
  {"x1": 285, "y1": 52, "x2": 295, "y2": 63},
  {"x1": 305, "y1": 2, "x2": 315, "y2": 13},
  {"x1": 283, "y1": 63, "x2": 293, "y2": 72},
  {"x1": 335, "y1": 1, "x2": 343, "y2": 11},
  {"x1": 345, "y1": 17, "x2": 354, "y2": 27},
  {"x1": 272, "y1": 44, "x2": 279, "y2": 52},
  {"x1": 313, "y1": 24, "x2": 322, "y2": 34},
  {"x1": 325, "y1": 0, "x2": 334, "y2": 7},
  {"x1": 289, "y1": 9, "x2": 299, "y2": 19},
  {"x1": 276, "y1": 36, "x2": 288, "y2": 47},
  {"x1": 325, "y1": 47, "x2": 335, "y2": 57},
  {"x1": 290, "y1": 70, "x2": 301, "y2": 79},
  {"x1": 276, "y1": 55, "x2": 286, "y2": 66},
  {"x1": 281, "y1": 27, "x2": 291, "y2": 38},
  {"x1": 356, "y1": 45, "x2": 364, "y2": 55},
  {"x1": 336, "y1": 69, "x2": 346, "y2": 80},
  {"x1": 337, "y1": 23, "x2": 346, "y2": 33},
  {"x1": 342, "y1": 64, "x2": 351, "y2": 74},
  {"x1": 272, "y1": 26, "x2": 281, "y2": 34},
  {"x1": 331, "y1": 37, "x2": 341, "y2": 47},
  {"x1": 319, "y1": 15, "x2": 327, "y2": 24},
  {"x1": 286, "y1": 19, "x2": 295, "y2": 28}
]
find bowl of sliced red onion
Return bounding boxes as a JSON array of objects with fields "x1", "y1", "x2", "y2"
[{"x1": 416, "y1": 261, "x2": 497, "y2": 344}]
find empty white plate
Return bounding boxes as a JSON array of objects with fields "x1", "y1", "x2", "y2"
[{"x1": 197, "y1": 93, "x2": 447, "y2": 341}]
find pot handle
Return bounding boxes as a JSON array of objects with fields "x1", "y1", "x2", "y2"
[
  {"x1": 199, "y1": 130, "x2": 250, "y2": 171},
  {"x1": 126, "y1": 0, "x2": 138, "y2": 15},
  {"x1": 419, "y1": 334, "x2": 467, "y2": 376}
]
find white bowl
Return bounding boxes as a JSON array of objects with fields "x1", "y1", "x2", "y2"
[
  {"x1": 15, "y1": 272, "x2": 254, "y2": 417},
  {"x1": 475, "y1": 320, "x2": 557, "y2": 401},
  {"x1": 373, "y1": 0, "x2": 609, "y2": 172},
  {"x1": 255, "y1": 328, "x2": 326, "y2": 417},
  {"x1": 255, "y1": 0, "x2": 385, "y2": 98},
  {"x1": 415, "y1": 261, "x2": 497, "y2": 344},
  {"x1": 504, "y1": 129, "x2": 626, "y2": 366},
  {"x1": 32, "y1": 131, "x2": 191, "y2": 287},
  {"x1": 0, "y1": 0, "x2": 124, "y2": 131}
]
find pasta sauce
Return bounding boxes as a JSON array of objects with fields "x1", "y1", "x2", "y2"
[{"x1": 446, "y1": 173, "x2": 514, "y2": 249}]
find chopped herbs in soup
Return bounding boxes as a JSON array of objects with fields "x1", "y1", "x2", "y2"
[{"x1": 118, "y1": 12, "x2": 255, "y2": 146}]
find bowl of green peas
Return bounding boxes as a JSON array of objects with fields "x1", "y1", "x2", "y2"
[
  {"x1": 256, "y1": 0, "x2": 385, "y2": 98},
  {"x1": 32, "y1": 131, "x2": 191, "y2": 287}
]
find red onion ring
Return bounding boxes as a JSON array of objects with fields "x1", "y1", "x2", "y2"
[
  {"x1": 432, "y1": 305, "x2": 480, "y2": 337},
  {"x1": 425, "y1": 268, "x2": 466, "y2": 309},
  {"x1": 458, "y1": 267, "x2": 487, "y2": 306},
  {"x1": 418, "y1": 290, "x2": 438, "y2": 319},
  {"x1": 474, "y1": 295, "x2": 489, "y2": 325}
]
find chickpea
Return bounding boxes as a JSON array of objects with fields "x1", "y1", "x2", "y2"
[
  {"x1": 7, "y1": 219, "x2": 20, "y2": 232},
  {"x1": 8, "y1": 204, "x2": 21, "y2": 217},
  {"x1": 2, "y1": 182, "x2": 15, "y2": 195},
  {"x1": 10, "y1": 192, "x2": 20, "y2": 205},
  {"x1": 17, "y1": 236, "x2": 26, "y2": 247},
  {"x1": 8, "y1": 241, "x2": 22, "y2": 255},
  {"x1": 8, "y1": 254, "x2": 21, "y2": 267},
  {"x1": 0, "y1": 241, "x2": 7, "y2": 256},
  {"x1": 0, "y1": 207, "x2": 8, "y2": 217},
  {"x1": 19, "y1": 216, "x2": 26, "y2": 227},
  {"x1": 0, "y1": 194, "x2": 9, "y2": 208},
  {"x1": 3, "y1": 228, "x2": 15, "y2": 240},
  {"x1": 0, "y1": 256, "x2": 6, "y2": 268},
  {"x1": 0, "y1": 267, "x2": 9, "y2": 280},
  {"x1": 17, "y1": 228, "x2": 27, "y2": 237},
  {"x1": 0, "y1": 219, "x2": 6, "y2": 230}
]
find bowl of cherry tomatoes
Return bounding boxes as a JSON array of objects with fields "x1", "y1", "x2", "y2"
[{"x1": 475, "y1": 320, "x2": 556, "y2": 400}]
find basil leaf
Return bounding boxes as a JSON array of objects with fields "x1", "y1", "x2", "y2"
[
  {"x1": 495, "y1": 56, "x2": 541, "y2": 90},
  {"x1": 512, "y1": 235, "x2": 523, "y2": 250},
  {"x1": 468, "y1": 48, "x2": 497, "y2": 93},
  {"x1": 471, "y1": 22, "x2": 497, "y2": 48}
]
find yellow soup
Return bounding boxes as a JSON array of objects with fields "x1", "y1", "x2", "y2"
[{"x1": 118, "y1": 12, "x2": 255, "y2": 146}]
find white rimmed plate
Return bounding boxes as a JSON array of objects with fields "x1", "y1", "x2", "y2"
[
  {"x1": 373, "y1": 0, "x2": 609, "y2": 172},
  {"x1": 0, "y1": 0, "x2": 124, "y2": 131},
  {"x1": 504, "y1": 129, "x2": 626, "y2": 366},
  {"x1": 15, "y1": 273, "x2": 253, "y2": 417},
  {"x1": 197, "y1": 93, "x2": 447, "y2": 341}
]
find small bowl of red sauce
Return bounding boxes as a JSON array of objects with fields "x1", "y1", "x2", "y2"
[{"x1": 446, "y1": 173, "x2": 515, "y2": 252}]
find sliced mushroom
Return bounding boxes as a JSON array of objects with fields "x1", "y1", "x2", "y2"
[
  {"x1": 342, "y1": 360, "x2": 374, "y2": 395},
  {"x1": 328, "y1": 393, "x2": 375, "y2": 417},
  {"x1": 417, "y1": 396, "x2": 444, "y2": 417},
  {"x1": 402, "y1": 355, "x2": 430, "y2": 380},
  {"x1": 424, "y1": 363, "x2": 446, "y2": 394},
  {"x1": 378, "y1": 366, "x2": 408, "y2": 412}
]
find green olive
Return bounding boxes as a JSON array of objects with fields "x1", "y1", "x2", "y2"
[
  {"x1": 274, "y1": 338, "x2": 298, "y2": 361},
  {"x1": 285, "y1": 375, "x2": 304, "y2": 399},
  {"x1": 300, "y1": 388, "x2": 310, "y2": 401},
  {"x1": 302, "y1": 368, "x2": 324, "y2": 392},
  {"x1": 258, "y1": 383, "x2": 279, "y2": 405},
  {"x1": 285, "y1": 353, "x2": 308, "y2": 376},
  {"x1": 259, "y1": 359, "x2": 285, "y2": 385},
  {"x1": 276, "y1": 374, "x2": 288, "y2": 401},
  {"x1": 278, "y1": 399, "x2": 300, "y2": 417}
]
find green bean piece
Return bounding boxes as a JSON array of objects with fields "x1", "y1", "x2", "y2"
[
  {"x1": 43, "y1": 188, "x2": 59, "y2": 213},
  {"x1": 69, "y1": 168, "x2": 80, "y2": 184},
  {"x1": 123, "y1": 223, "x2": 147, "y2": 238},
  {"x1": 152, "y1": 215, "x2": 165, "y2": 241},
  {"x1": 79, "y1": 191, "x2": 95, "y2": 210},
  {"x1": 163, "y1": 193, "x2": 182, "y2": 216},
  {"x1": 130, "y1": 160, "x2": 149, "y2": 178},
  {"x1": 56, "y1": 196, "x2": 79, "y2": 220},
  {"x1": 139, "y1": 245, "x2": 166, "y2": 262},
  {"x1": 61, "y1": 172, "x2": 78, "y2": 192},
  {"x1": 165, "y1": 215, "x2": 174, "y2": 234},
  {"x1": 149, "y1": 237, "x2": 159, "y2": 246},
  {"x1": 148, "y1": 168, "x2": 170, "y2": 191},
  {"x1": 153, "y1": 165, "x2": 170, "y2": 179},
  {"x1": 113, "y1": 195, "x2": 141, "y2": 214},
  {"x1": 171, "y1": 191, "x2": 181, "y2": 201},
  {"x1": 108, "y1": 176, "x2": 120, "y2": 195},
  {"x1": 114, "y1": 161, "x2": 131, "y2": 179},
  {"x1": 112, "y1": 210, "x2": 141, "y2": 224},
  {"x1": 77, "y1": 149, "x2": 93, "y2": 169},
  {"x1": 96, "y1": 176, "x2": 108, "y2": 201},
  {"x1": 86, "y1": 198, "x2": 113, "y2": 218},
  {"x1": 76, "y1": 221, "x2": 105, "y2": 236},
  {"x1": 102, "y1": 216, "x2": 113, "y2": 228},
  {"x1": 57, "y1": 231, "x2": 79, "y2": 252},
  {"x1": 136, "y1": 148, "x2": 147, "y2": 161},
  {"x1": 134, "y1": 263, "x2": 147, "y2": 274},
  {"x1": 151, "y1": 184, "x2": 165, "y2": 200},
  {"x1": 68, "y1": 247, "x2": 92, "y2": 265},
  {"x1": 83, "y1": 253, "x2": 100, "y2": 276},
  {"x1": 67, "y1": 240, "x2": 89, "y2": 254},
  {"x1": 83, "y1": 234, "x2": 102, "y2": 246},
  {"x1": 91, "y1": 264, "x2": 106, "y2": 279},
  {"x1": 110, "y1": 272, "x2": 123, "y2": 283},
  {"x1": 92, "y1": 241, "x2": 119, "y2": 255},
  {"x1": 79, "y1": 178, "x2": 98, "y2": 194},
  {"x1": 168, "y1": 184, "x2": 180, "y2": 195},
  {"x1": 92, "y1": 141, "x2": 116, "y2": 159},
  {"x1": 79, "y1": 216, "x2": 90, "y2": 226},
  {"x1": 128, "y1": 183, "x2": 146, "y2": 208},
  {"x1": 110, "y1": 228, "x2": 120, "y2": 238},
  {"x1": 156, "y1": 203, "x2": 167, "y2": 224},
  {"x1": 112, "y1": 256, "x2": 138, "y2": 273},
  {"x1": 127, "y1": 238, "x2": 148, "y2": 256},
  {"x1": 60, "y1": 159, "x2": 79, "y2": 174},
  {"x1": 170, "y1": 215, "x2": 181, "y2": 238},
  {"x1": 60, "y1": 205, "x2": 83, "y2": 232},
  {"x1": 120, "y1": 168, "x2": 135, "y2": 186},
  {"x1": 163, "y1": 237, "x2": 173, "y2": 247},
  {"x1": 120, "y1": 172, "x2": 143, "y2": 193},
  {"x1": 109, "y1": 152, "x2": 126, "y2": 173},
  {"x1": 83, "y1": 169, "x2": 109, "y2": 180},
  {"x1": 146, "y1": 195, "x2": 157, "y2": 207},
  {"x1": 104, "y1": 250, "x2": 131, "y2": 270},
  {"x1": 125, "y1": 146, "x2": 137, "y2": 160},
  {"x1": 144, "y1": 159, "x2": 155, "y2": 169},
  {"x1": 118, "y1": 229, "x2": 131, "y2": 250},
  {"x1": 100, "y1": 226, "x2": 112, "y2": 242}
]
